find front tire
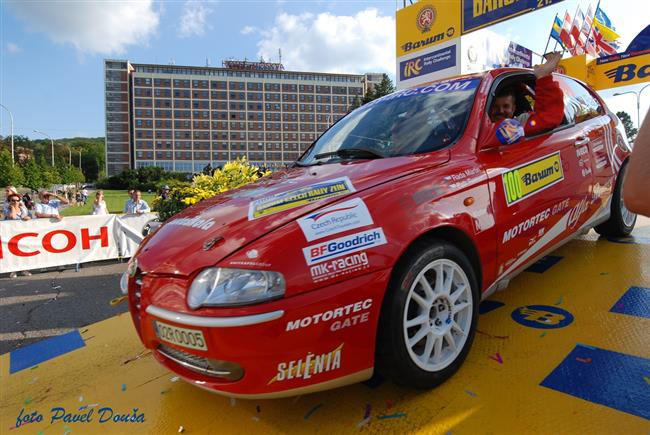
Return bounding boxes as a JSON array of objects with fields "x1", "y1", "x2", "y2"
[
  {"x1": 376, "y1": 240, "x2": 479, "y2": 389},
  {"x1": 595, "y1": 161, "x2": 636, "y2": 237}
]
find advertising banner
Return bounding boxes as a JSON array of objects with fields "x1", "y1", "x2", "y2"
[
  {"x1": 461, "y1": 29, "x2": 532, "y2": 75},
  {"x1": 399, "y1": 44, "x2": 458, "y2": 82},
  {"x1": 592, "y1": 51, "x2": 650, "y2": 89},
  {"x1": 461, "y1": 0, "x2": 564, "y2": 34},
  {"x1": 0, "y1": 213, "x2": 157, "y2": 273},
  {"x1": 396, "y1": 0, "x2": 461, "y2": 57}
]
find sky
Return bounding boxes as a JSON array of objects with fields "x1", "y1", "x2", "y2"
[{"x1": 0, "y1": 0, "x2": 648, "y2": 140}]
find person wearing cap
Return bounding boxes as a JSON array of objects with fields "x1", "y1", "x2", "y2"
[
  {"x1": 35, "y1": 190, "x2": 69, "y2": 221},
  {"x1": 161, "y1": 185, "x2": 171, "y2": 200}
]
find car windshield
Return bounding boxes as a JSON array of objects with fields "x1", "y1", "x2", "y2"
[{"x1": 298, "y1": 77, "x2": 480, "y2": 165}]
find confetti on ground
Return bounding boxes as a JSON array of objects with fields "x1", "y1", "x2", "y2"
[
  {"x1": 110, "y1": 296, "x2": 127, "y2": 306},
  {"x1": 28, "y1": 378, "x2": 38, "y2": 385},
  {"x1": 252, "y1": 416, "x2": 260, "y2": 422},
  {"x1": 539, "y1": 332, "x2": 547, "y2": 338},
  {"x1": 464, "y1": 390, "x2": 477, "y2": 397},
  {"x1": 79, "y1": 396, "x2": 83, "y2": 402},
  {"x1": 121, "y1": 384, "x2": 127, "y2": 391},
  {"x1": 24, "y1": 398, "x2": 32, "y2": 405},
  {"x1": 576, "y1": 357, "x2": 592, "y2": 363},
  {"x1": 363, "y1": 404, "x2": 372, "y2": 420},
  {"x1": 230, "y1": 398, "x2": 236, "y2": 407},
  {"x1": 304, "y1": 404, "x2": 323, "y2": 420},
  {"x1": 292, "y1": 395, "x2": 302, "y2": 404},
  {"x1": 489, "y1": 352, "x2": 503, "y2": 364},
  {"x1": 600, "y1": 272, "x2": 609, "y2": 275},
  {"x1": 63, "y1": 425, "x2": 72, "y2": 434},
  {"x1": 642, "y1": 376, "x2": 650, "y2": 385},
  {"x1": 385, "y1": 399, "x2": 393, "y2": 410},
  {"x1": 171, "y1": 376, "x2": 180, "y2": 382},
  {"x1": 357, "y1": 417, "x2": 371, "y2": 428},
  {"x1": 161, "y1": 389, "x2": 171, "y2": 395},
  {"x1": 256, "y1": 405, "x2": 261, "y2": 413},
  {"x1": 79, "y1": 405, "x2": 88, "y2": 411},
  {"x1": 88, "y1": 403, "x2": 98, "y2": 408},
  {"x1": 377, "y1": 413, "x2": 407, "y2": 420},
  {"x1": 476, "y1": 330, "x2": 509, "y2": 339},
  {"x1": 80, "y1": 329, "x2": 89, "y2": 334},
  {"x1": 30, "y1": 365, "x2": 39, "y2": 370},
  {"x1": 554, "y1": 296, "x2": 563, "y2": 306},
  {"x1": 52, "y1": 286, "x2": 62, "y2": 290},
  {"x1": 123, "y1": 350, "x2": 152, "y2": 365},
  {"x1": 178, "y1": 426, "x2": 184, "y2": 433}
]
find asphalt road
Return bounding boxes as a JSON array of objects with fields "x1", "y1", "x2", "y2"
[{"x1": 0, "y1": 261, "x2": 128, "y2": 355}]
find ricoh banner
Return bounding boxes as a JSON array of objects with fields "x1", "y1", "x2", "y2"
[{"x1": 0, "y1": 214, "x2": 155, "y2": 273}]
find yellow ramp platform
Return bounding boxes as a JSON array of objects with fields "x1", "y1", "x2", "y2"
[{"x1": 2, "y1": 220, "x2": 650, "y2": 434}]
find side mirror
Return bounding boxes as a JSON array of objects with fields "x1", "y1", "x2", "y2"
[{"x1": 479, "y1": 118, "x2": 525, "y2": 150}]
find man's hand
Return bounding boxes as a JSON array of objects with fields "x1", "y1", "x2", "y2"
[{"x1": 534, "y1": 52, "x2": 562, "y2": 79}]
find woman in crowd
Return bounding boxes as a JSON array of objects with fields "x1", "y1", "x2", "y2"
[
  {"x1": 3, "y1": 186, "x2": 19, "y2": 217},
  {"x1": 4, "y1": 192, "x2": 32, "y2": 277},
  {"x1": 91, "y1": 190, "x2": 109, "y2": 215}
]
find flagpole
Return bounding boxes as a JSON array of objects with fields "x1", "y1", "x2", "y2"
[
  {"x1": 585, "y1": 0, "x2": 601, "y2": 56},
  {"x1": 542, "y1": 13, "x2": 558, "y2": 59}
]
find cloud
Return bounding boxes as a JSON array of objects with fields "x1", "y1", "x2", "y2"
[
  {"x1": 254, "y1": 9, "x2": 395, "y2": 75},
  {"x1": 241, "y1": 26, "x2": 257, "y2": 35},
  {"x1": 6, "y1": 42, "x2": 21, "y2": 53},
  {"x1": 179, "y1": 1, "x2": 212, "y2": 38},
  {"x1": 8, "y1": 0, "x2": 159, "y2": 55}
]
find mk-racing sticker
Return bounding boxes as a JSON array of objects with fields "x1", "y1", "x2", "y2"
[
  {"x1": 502, "y1": 151, "x2": 564, "y2": 206},
  {"x1": 248, "y1": 177, "x2": 355, "y2": 220}
]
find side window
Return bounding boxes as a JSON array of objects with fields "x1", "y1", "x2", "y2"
[{"x1": 558, "y1": 78, "x2": 603, "y2": 125}]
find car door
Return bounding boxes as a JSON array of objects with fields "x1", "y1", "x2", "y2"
[{"x1": 477, "y1": 73, "x2": 595, "y2": 282}]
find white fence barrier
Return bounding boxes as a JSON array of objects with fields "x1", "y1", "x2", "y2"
[{"x1": 0, "y1": 213, "x2": 157, "y2": 274}]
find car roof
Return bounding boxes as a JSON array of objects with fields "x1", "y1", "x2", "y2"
[{"x1": 406, "y1": 68, "x2": 536, "y2": 90}]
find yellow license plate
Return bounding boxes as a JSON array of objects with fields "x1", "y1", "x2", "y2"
[{"x1": 154, "y1": 321, "x2": 208, "y2": 351}]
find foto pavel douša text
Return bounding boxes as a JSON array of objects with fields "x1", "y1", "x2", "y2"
[{"x1": 16, "y1": 407, "x2": 145, "y2": 427}]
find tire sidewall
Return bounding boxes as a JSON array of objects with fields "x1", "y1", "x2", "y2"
[{"x1": 610, "y1": 161, "x2": 636, "y2": 235}]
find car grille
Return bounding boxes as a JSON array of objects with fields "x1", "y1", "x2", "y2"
[{"x1": 158, "y1": 344, "x2": 243, "y2": 380}]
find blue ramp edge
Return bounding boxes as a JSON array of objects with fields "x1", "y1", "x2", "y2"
[
  {"x1": 479, "y1": 300, "x2": 505, "y2": 315},
  {"x1": 610, "y1": 286, "x2": 650, "y2": 319},
  {"x1": 525, "y1": 255, "x2": 563, "y2": 273},
  {"x1": 10, "y1": 330, "x2": 85, "y2": 374},
  {"x1": 540, "y1": 344, "x2": 650, "y2": 420}
]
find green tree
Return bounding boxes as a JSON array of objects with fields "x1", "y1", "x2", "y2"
[
  {"x1": 616, "y1": 111, "x2": 638, "y2": 142},
  {"x1": 59, "y1": 164, "x2": 85, "y2": 184},
  {"x1": 39, "y1": 160, "x2": 61, "y2": 187},
  {"x1": 373, "y1": 74, "x2": 396, "y2": 98},
  {"x1": 20, "y1": 158, "x2": 44, "y2": 190},
  {"x1": 0, "y1": 149, "x2": 24, "y2": 187},
  {"x1": 348, "y1": 96, "x2": 362, "y2": 113}
]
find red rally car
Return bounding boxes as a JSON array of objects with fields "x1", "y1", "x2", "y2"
[{"x1": 122, "y1": 68, "x2": 636, "y2": 398}]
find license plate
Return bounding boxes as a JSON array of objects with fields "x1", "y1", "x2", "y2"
[{"x1": 154, "y1": 321, "x2": 208, "y2": 351}]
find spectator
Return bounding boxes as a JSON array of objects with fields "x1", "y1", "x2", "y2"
[
  {"x1": 4, "y1": 193, "x2": 32, "y2": 278},
  {"x1": 35, "y1": 190, "x2": 69, "y2": 221},
  {"x1": 3, "y1": 185, "x2": 19, "y2": 217},
  {"x1": 91, "y1": 190, "x2": 109, "y2": 215},
  {"x1": 81, "y1": 187, "x2": 89, "y2": 204},
  {"x1": 161, "y1": 185, "x2": 170, "y2": 200},
  {"x1": 22, "y1": 192, "x2": 34, "y2": 210},
  {"x1": 124, "y1": 190, "x2": 151, "y2": 215}
]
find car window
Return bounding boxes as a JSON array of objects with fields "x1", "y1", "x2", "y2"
[
  {"x1": 558, "y1": 77, "x2": 603, "y2": 125},
  {"x1": 297, "y1": 78, "x2": 480, "y2": 164}
]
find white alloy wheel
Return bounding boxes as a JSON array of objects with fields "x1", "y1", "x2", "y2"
[{"x1": 402, "y1": 259, "x2": 473, "y2": 372}]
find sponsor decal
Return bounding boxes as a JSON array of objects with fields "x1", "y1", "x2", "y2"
[
  {"x1": 246, "y1": 249, "x2": 258, "y2": 259},
  {"x1": 604, "y1": 63, "x2": 650, "y2": 84},
  {"x1": 367, "y1": 78, "x2": 480, "y2": 108},
  {"x1": 502, "y1": 199, "x2": 570, "y2": 244},
  {"x1": 268, "y1": 343, "x2": 343, "y2": 384},
  {"x1": 568, "y1": 198, "x2": 590, "y2": 229},
  {"x1": 502, "y1": 152, "x2": 564, "y2": 206},
  {"x1": 297, "y1": 198, "x2": 373, "y2": 242},
  {"x1": 462, "y1": 0, "x2": 562, "y2": 34},
  {"x1": 310, "y1": 251, "x2": 370, "y2": 283},
  {"x1": 400, "y1": 45, "x2": 457, "y2": 81},
  {"x1": 511, "y1": 305, "x2": 574, "y2": 329},
  {"x1": 285, "y1": 299, "x2": 373, "y2": 332},
  {"x1": 167, "y1": 217, "x2": 216, "y2": 230},
  {"x1": 416, "y1": 5, "x2": 436, "y2": 33},
  {"x1": 248, "y1": 177, "x2": 355, "y2": 220},
  {"x1": 303, "y1": 228, "x2": 387, "y2": 265}
]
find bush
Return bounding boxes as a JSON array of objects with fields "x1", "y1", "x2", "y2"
[{"x1": 154, "y1": 157, "x2": 270, "y2": 221}]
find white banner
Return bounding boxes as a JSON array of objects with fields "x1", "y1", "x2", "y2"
[{"x1": 0, "y1": 213, "x2": 157, "y2": 273}]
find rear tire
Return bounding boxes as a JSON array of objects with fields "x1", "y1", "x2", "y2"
[
  {"x1": 595, "y1": 161, "x2": 636, "y2": 237},
  {"x1": 376, "y1": 239, "x2": 479, "y2": 389}
]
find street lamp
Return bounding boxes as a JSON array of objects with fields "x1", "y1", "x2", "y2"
[
  {"x1": 0, "y1": 103, "x2": 14, "y2": 164},
  {"x1": 613, "y1": 83, "x2": 650, "y2": 129},
  {"x1": 33, "y1": 129, "x2": 54, "y2": 166}
]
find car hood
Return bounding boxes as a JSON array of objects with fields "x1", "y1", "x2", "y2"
[{"x1": 136, "y1": 151, "x2": 450, "y2": 276}]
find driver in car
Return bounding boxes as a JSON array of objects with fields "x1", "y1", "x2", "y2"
[{"x1": 490, "y1": 51, "x2": 565, "y2": 136}]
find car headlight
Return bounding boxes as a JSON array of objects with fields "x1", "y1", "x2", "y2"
[
  {"x1": 120, "y1": 271, "x2": 129, "y2": 295},
  {"x1": 187, "y1": 268, "x2": 285, "y2": 309}
]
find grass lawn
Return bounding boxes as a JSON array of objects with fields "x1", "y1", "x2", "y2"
[{"x1": 60, "y1": 189, "x2": 158, "y2": 216}]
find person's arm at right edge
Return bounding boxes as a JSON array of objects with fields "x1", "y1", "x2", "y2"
[{"x1": 623, "y1": 110, "x2": 650, "y2": 217}]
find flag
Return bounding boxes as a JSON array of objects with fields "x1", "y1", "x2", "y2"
[
  {"x1": 594, "y1": 6, "x2": 620, "y2": 41},
  {"x1": 594, "y1": 28, "x2": 617, "y2": 55},
  {"x1": 551, "y1": 16, "x2": 564, "y2": 46},
  {"x1": 581, "y1": 5, "x2": 594, "y2": 35},
  {"x1": 559, "y1": 11, "x2": 574, "y2": 52},
  {"x1": 571, "y1": 9, "x2": 586, "y2": 54}
]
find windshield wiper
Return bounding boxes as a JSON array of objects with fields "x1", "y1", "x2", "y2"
[{"x1": 314, "y1": 148, "x2": 384, "y2": 161}]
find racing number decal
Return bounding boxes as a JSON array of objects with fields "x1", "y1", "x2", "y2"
[{"x1": 502, "y1": 152, "x2": 564, "y2": 206}]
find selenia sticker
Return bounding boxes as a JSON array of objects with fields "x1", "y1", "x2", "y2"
[{"x1": 248, "y1": 177, "x2": 355, "y2": 220}]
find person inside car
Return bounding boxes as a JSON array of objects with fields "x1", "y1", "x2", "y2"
[{"x1": 490, "y1": 51, "x2": 565, "y2": 136}]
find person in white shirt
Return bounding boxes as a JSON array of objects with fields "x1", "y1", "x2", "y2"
[
  {"x1": 35, "y1": 190, "x2": 69, "y2": 221},
  {"x1": 91, "y1": 190, "x2": 109, "y2": 215},
  {"x1": 124, "y1": 190, "x2": 151, "y2": 215}
]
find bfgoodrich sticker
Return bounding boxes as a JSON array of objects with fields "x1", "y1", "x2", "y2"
[
  {"x1": 297, "y1": 198, "x2": 373, "y2": 242},
  {"x1": 303, "y1": 228, "x2": 387, "y2": 265},
  {"x1": 248, "y1": 177, "x2": 355, "y2": 220}
]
